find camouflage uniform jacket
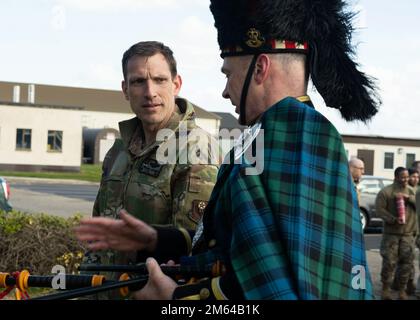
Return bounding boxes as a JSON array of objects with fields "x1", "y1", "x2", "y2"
[
  {"x1": 83, "y1": 98, "x2": 219, "y2": 299},
  {"x1": 86, "y1": 97, "x2": 219, "y2": 277},
  {"x1": 376, "y1": 183, "x2": 417, "y2": 235}
]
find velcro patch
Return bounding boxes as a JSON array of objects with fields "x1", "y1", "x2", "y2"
[{"x1": 138, "y1": 158, "x2": 163, "y2": 178}]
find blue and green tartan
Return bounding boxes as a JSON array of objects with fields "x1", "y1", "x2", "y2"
[{"x1": 184, "y1": 97, "x2": 373, "y2": 299}]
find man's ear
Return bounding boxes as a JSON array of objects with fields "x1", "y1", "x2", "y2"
[
  {"x1": 254, "y1": 54, "x2": 270, "y2": 84},
  {"x1": 121, "y1": 80, "x2": 129, "y2": 100},
  {"x1": 173, "y1": 74, "x2": 182, "y2": 96}
]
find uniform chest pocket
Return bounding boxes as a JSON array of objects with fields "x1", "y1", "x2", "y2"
[
  {"x1": 124, "y1": 181, "x2": 171, "y2": 224},
  {"x1": 98, "y1": 175, "x2": 125, "y2": 217}
]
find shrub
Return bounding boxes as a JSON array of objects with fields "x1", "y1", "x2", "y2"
[{"x1": 0, "y1": 210, "x2": 86, "y2": 275}]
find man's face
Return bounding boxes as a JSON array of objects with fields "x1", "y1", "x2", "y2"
[
  {"x1": 221, "y1": 56, "x2": 261, "y2": 125},
  {"x1": 409, "y1": 172, "x2": 419, "y2": 187},
  {"x1": 350, "y1": 161, "x2": 365, "y2": 183},
  {"x1": 396, "y1": 170, "x2": 409, "y2": 188},
  {"x1": 122, "y1": 53, "x2": 181, "y2": 126}
]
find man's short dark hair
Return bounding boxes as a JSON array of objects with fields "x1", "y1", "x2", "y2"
[
  {"x1": 411, "y1": 161, "x2": 420, "y2": 168},
  {"x1": 394, "y1": 167, "x2": 407, "y2": 178},
  {"x1": 408, "y1": 168, "x2": 419, "y2": 175},
  {"x1": 122, "y1": 41, "x2": 177, "y2": 80}
]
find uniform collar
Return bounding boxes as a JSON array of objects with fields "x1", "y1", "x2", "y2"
[
  {"x1": 296, "y1": 95, "x2": 314, "y2": 108},
  {"x1": 118, "y1": 97, "x2": 197, "y2": 157}
]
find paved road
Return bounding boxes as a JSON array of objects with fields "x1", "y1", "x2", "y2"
[
  {"x1": 7, "y1": 177, "x2": 98, "y2": 218},
  {"x1": 11, "y1": 181, "x2": 99, "y2": 202},
  {"x1": 364, "y1": 233, "x2": 382, "y2": 250}
]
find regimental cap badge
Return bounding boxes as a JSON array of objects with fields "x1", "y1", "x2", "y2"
[{"x1": 245, "y1": 28, "x2": 265, "y2": 48}]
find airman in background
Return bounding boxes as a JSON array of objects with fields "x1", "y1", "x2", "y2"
[{"x1": 377, "y1": 167, "x2": 417, "y2": 300}]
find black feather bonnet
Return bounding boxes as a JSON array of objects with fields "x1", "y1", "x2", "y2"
[{"x1": 210, "y1": 0, "x2": 381, "y2": 122}]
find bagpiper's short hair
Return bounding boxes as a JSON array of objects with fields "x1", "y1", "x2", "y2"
[{"x1": 210, "y1": 0, "x2": 381, "y2": 122}]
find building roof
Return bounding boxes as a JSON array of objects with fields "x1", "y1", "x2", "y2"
[
  {"x1": 214, "y1": 112, "x2": 246, "y2": 130},
  {"x1": 342, "y1": 134, "x2": 420, "y2": 147},
  {"x1": 192, "y1": 104, "x2": 221, "y2": 120},
  {"x1": 0, "y1": 81, "x2": 219, "y2": 119}
]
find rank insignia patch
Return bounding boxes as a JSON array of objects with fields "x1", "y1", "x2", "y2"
[{"x1": 138, "y1": 158, "x2": 163, "y2": 177}]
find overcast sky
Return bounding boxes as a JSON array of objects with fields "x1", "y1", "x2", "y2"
[{"x1": 1, "y1": 0, "x2": 419, "y2": 138}]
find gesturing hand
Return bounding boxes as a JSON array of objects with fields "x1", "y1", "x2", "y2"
[{"x1": 74, "y1": 209, "x2": 157, "y2": 252}]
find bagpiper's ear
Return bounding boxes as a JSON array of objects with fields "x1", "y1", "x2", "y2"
[{"x1": 253, "y1": 54, "x2": 271, "y2": 85}]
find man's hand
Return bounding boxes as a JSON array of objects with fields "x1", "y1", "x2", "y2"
[
  {"x1": 133, "y1": 258, "x2": 178, "y2": 300},
  {"x1": 74, "y1": 209, "x2": 157, "y2": 252},
  {"x1": 395, "y1": 192, "x2": 409, "y2": 200}
]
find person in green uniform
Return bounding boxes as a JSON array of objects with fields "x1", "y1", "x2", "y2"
[
  {"x1": 377, "y1": 167, "x2": 417, "y2": 300},
  {"x1": 82, "y1": 41, "x2": 220, "y2": 299}
]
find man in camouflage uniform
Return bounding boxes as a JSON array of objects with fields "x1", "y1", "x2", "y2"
[
  {"x1": 392, "y1": 168, "x2": 419, "y2": 293},
  {"x1": 416, "y1": 188, "x2": 420, "y2": 299},
  {"x1": 82, "y1": 41, "x2": 219, "y2": 299},
  {"x1": 377, "y1": 167, "x2": 417, "y2": 300}
]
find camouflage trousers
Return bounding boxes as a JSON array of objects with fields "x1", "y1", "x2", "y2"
[
  {"x1": 380, "y1": 234, "x2": 416, "y2": 289},
  {"x1": 415, "y1": 235, "x2": 420, "y2": 296},
  {"x1": 393, "y1": 234, "x2": 419, "y2": 288}
]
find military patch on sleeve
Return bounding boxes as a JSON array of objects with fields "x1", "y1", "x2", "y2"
[
  {"x1": 138, "y1": 158, "x2": 163, "y2": 178},
  {"x1": 189, "y1": 200, "x2": 208, "y2": 223}
]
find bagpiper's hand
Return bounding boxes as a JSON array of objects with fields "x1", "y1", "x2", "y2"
[
  {"x1": 133, "y1": 258, "x2": 178, "y2": 300},
  {"x1": 74, "y1": 209, "x2": 157, "y2": 252}
]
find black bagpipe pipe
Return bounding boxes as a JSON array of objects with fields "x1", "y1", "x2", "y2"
[
  {"x1": 19, "y1": 260, "x2": 225, "y2": 300},
  {"x1": 78, "y1": 260, "x2": 225, "y2": 279},
  {"x1": 0, "y1": 271, "x2": 148, "y2": 300},
  {"x1": 30, "y1": 276, "x2": 149, "y2": 300},
  {"x1": 1, "y1": 270, "x2": 109, "y2": 290}
]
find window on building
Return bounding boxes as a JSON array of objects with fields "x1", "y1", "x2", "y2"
[
  {"x1": 384, "y1": 152, "x2": 394, "y2": 169},
  {"x1": 47, "y1": 130, "x2": 63, "y2": 152},
  {"x1": 16, "y1": 128, "x2": 32, "y2": 150},
  {"x1": 406, "y1": 153, "x2": 416, "y2": 168}
]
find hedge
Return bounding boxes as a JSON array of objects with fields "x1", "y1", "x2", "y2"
[{"x1": 0, "y1": 210, "x2": 86, "y2": 276}]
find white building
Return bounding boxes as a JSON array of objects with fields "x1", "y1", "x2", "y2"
[
  {"x1": 343, "y1": 135, "x2": 420, "y2": 179},
  {"x1": 0, "y1": 103, "x2": 82, "y2": 172}
]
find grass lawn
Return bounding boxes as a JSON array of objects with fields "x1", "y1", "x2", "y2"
[{"x1": 0, "y1": 164, "x2": 102, "y2": 183}]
